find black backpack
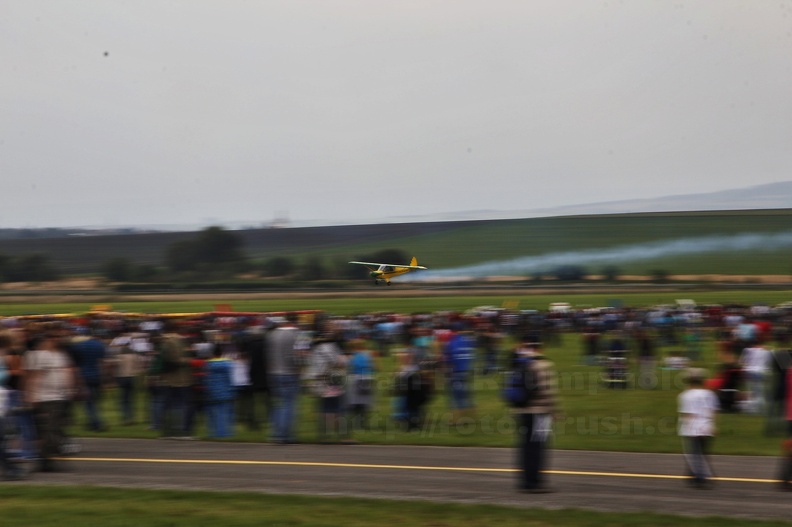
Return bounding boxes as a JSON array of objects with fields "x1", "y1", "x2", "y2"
[{"x1": 502, "y1": 356, "x2": 539, "y2": 407}]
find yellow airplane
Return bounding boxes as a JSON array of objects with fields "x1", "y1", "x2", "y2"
[{"x1": 348, "y1": 257, "x2": 427, "y2": 285}]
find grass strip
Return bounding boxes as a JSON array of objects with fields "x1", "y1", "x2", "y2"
[{"x1": 0, "y1": 486, "x2": 789, "y2": 527}]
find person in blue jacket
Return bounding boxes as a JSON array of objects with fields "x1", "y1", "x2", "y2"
[
  {"x1": 444, "y1": 326, "x2": 477, "y2": 421},
  {"x1": 204, "y1": 347, "x2": 235, "y2": 438}
]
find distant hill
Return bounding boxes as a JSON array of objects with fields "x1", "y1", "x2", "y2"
[
  {"x1": 0, "y1": 227, "x2": 154, "y2": 240},
  {"x1": 519, "y1": 181, "x2": 792, "y2": 218},
  {"x1": 366, "y1": 181, "x2": 792, "y2": 224}
]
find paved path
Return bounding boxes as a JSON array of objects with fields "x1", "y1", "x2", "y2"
[{"x1": 19, "y1": 438, "x2": 792, "y2": 520}]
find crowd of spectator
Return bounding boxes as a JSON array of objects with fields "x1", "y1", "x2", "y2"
[{"x1": 0, "y1": 301, "x2": 791, "y2": 488}]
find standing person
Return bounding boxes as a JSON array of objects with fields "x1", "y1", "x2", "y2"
[
  {"x1": 478, "y1": 322, "x2": 501, "y2": 376},
  {"x1": 346, "y1": 339, "x2": 376, "y2": 431},
  {"x1": 0, "y1": 334, "x2": 23, "y2": 479},
  {"x1": 636, "y1": 326, "x2": 657, "y2": 390},
  {"x1": 780, "y1": 362, "x2": 792, "y2": 491},
  {"x1": 781, "y1": 438, "x2": 792, "y2": 492},
  {"x1": 411, "y1": 326, "x2": 434, "y2": 363},
  {"x1": 306, "y1": 329, "x2": 350, "y2": 444},
  {"x1": 5, "y1": 329, "x2": 36, "y2": 461},
  {"x1": 70, "y1": 331, "x2": 108, "y2": 432},
  {"x1": 0, "y1": 332, "x2": 13, "y2": 398},
  {"x1": 683, "y1": 326, "x2": 704, "y2": 363},
  {"x1": 678, "y1": 368, "x2": 719, "y2": 489},
  {"x1": 393, "y1": 351, "x2": 429, "y2": 431},
  {"x1": 225, "y1": 342, "x2": 253, "y2": 431},
  {"x1": 156, "y1": 326, "x2": 192, "y2": 439},
  {"x1": 740, "y1": 340, "x2": 773, "y2": 414},
  {"x1": 581, "y1": 325, "x2": 601, "y2": 366},
  {"x1": 0, "y1": 384, "x2": 23, "y2": 480},
  {"x1": 444, "y1": 327, "x2": 476, "y2": 422},
  {"x1": 784, "y1": 358, "x2": 792, "y2": 439},
  {"x1": 512, "y1": 339, "x2": 558, "y2": 494},
  {"x1": 23, "y1": 335, "x2": 76, "y2": 472},
  {"x1": 204, "y1": 347, "x2": 235, "y2": 438},
  {"x1": 145, "y1": 346, "x2": 165, "y2": 432},
  {"x1": 266, "y1": 314, "x2": 301, "y2": 444},
  {"x1": 116, "y1": 338, "x2": 142, "y2": 425},
  {"x1": 766, "y1": 341, "x2": 792, "y2": 435},
  {"x1": 183, "y1": 339, "x2": 209, "y2": 438},
  {"x1": 238, "y1": 326, "x2": 270, "y2": 432}
]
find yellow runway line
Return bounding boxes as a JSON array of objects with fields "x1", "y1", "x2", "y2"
[
  {"x1": 546, "y1": 469, "x2": 777, "y2": 484},
  {"x1": 68, "y1": 457, "x2": 515, "y2": 473},
  {"x1": 67, "y1": 457, "x2": 781, "y2": 484}
]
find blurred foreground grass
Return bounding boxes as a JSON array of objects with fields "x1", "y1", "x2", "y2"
[{"x1": 0, "y1": 486, "x2": 789, "y2": 527}]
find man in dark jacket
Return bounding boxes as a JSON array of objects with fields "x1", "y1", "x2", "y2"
[
  {"x1": 238, "y1": 326, "x2": 270, "y2": 431},
  {"x1": 70, "y1": 332, "x2": 108, "y2": 432},
  {"x1": 156, "y1": 325, "x2": 192, "y2": 439},
  {"x1": 512, "y1": 339, "x2": 558, "y2": 493}
]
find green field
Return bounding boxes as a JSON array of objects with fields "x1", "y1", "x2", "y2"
[
  {"x1": 2, "y1": 288, "x2": 792, "y2": 317},
  {"x1": 1, "y1": 209, "x2": 792, "y2": 275},
  {"x1": 1, "y1": 486, "x2": 788, "y2": 527},
  {"x1": 323, "y1": 209, "x2": 792, "y2": 273}
]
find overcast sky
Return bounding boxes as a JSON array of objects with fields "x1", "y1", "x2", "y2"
[{"x1": 2, "y1": 1, "x2": 791, "y2": 229}]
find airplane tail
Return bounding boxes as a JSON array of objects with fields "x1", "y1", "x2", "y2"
[{"x1": 410, "y1": 256, "x2": 418, "y2": 267}]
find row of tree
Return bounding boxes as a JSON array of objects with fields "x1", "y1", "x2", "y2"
[
  {"x1": 0, "y1": 254, "x2": 60, "y2": 282},
  {"x1": 100, "y1": 229, "x2": 412, "y2": 282},
  {"x1": 0, "y1": 226, "x2": 672, "y2": 284}
]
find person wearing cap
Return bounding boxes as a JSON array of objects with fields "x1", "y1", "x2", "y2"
[{"x1": 678, "y1": 368, "x2": 719, "y2": 488}]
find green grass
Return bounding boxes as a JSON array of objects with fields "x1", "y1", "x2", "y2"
[
  {"x1": 2, "y1": 288, "x2": 792, "y2": 316},
  {"x1": 0, "y1": 486, "x2": 789, "y2": 527},
  {"x1": 285, "y1": 210, "x2": 792, "y2": 274}
]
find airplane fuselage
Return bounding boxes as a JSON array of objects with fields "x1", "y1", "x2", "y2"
[{"x1": 348, "y1": 258, "x2": 427, "y2": 286}]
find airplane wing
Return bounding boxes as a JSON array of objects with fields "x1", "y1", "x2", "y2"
[
  {"x1": 348, "y1": 261, "x2": 384, "y2": 267},
  {"x1": 348, "y1": 261, "x2": 428, "y2": 270}
]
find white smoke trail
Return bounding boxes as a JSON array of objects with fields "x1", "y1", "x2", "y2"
[{"x1": 404, "y1": 230, "x2": 792, "y2": 280}]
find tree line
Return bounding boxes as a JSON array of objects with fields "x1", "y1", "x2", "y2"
[
  {"x1": 0, "y1": 226, "x2": 673, "y2": 285},
  {"x1": 99, "y1": 227, "x2": 416, "y2": 283},
  {"x1": 0, "y1": 254, "x2": 60, "y2": 282}
]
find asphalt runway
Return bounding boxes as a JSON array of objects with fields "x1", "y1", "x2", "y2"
[{"x1": 18, "y1": 438, "x2": 792, "y2": 521}]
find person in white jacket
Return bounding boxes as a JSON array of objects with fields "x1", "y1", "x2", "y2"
[{"x1": 678, "y1": 368, "x2": 719, "y2": 488}]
